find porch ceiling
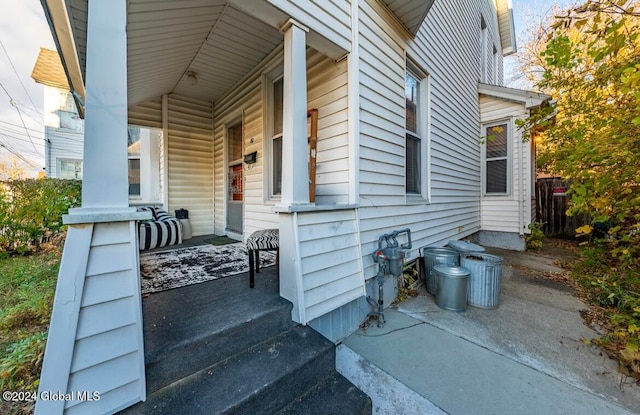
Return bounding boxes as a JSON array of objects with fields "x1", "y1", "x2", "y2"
[{"x1": 65, "y1": 0, "x2": 284, "y2": 106}]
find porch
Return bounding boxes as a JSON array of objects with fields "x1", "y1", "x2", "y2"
[{"x1": 121, "y1": 248, "x2": 371, "y2": 414}]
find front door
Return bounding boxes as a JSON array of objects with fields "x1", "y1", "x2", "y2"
[{"x1": 226, "y1": 121, "x2": 243, "y2": 235}]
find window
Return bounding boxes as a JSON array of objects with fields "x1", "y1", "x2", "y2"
[
  {"x1": 58, "y1": 159, "x2": 82, "y2": 179},
  {"x1": 484, "y1": 122, "x2": 510, "y2": 194},
  {"x1": 481, "y1": 17, "x2": 488, "y2": 83},
  {"x1": 128, "y1": 127, "x2": 141, "y2": 197},
  {"x1": 266, "y1": 76, "x2": 283, "y2": 198},
  {"x1": 127, "y1": 126, "x2": 162, "y2": 202},
  {"x1": 405, "y1": 61, "x2": 429, "y2": 197}
]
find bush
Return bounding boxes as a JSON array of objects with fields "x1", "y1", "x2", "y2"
[
  {"x1": 0, "y1": 179, "x2": 81, "y2": 254},
  {"x1": 525, "y1": 222, "x2": 545, "y2": 251},
  {"x1": 573, "y1": 242, "x2": 640, "y2": 381}
]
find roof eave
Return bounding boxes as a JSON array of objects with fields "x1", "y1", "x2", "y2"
[
  {"x1": 478, "y1": 82, "x2": 551, "y2": 109},
  {"x1": 40, "y1": 0, "x2": 85, "y2": 116}
]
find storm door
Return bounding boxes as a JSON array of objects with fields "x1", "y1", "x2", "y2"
[{"x1": 226, "y1": 121, "x2": 243, "y2": 234}]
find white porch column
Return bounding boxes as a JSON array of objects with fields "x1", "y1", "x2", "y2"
[
  {"x1": 36, "y1": 1, "x2": 148, "y2": 414},
  {"x1": 82, "y1": 0, "x2": 129, "y2": 208},
  {"x1": 279, "y1": 19, "x2": 310, "y2": 207}
]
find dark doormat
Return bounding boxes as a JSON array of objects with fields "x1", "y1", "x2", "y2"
[{"x1": 203, "y1": 235, "x2": 238, "y2": 246}]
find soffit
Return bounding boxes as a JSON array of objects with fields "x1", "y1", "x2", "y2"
[
  {"x1": 64, "y1": 0, "x2": 283, "y2": 106},
  {"x1": 379, "y1": 0, "x2": 435, "y2": 35}
]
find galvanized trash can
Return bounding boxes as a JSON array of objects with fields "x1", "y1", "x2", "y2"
[
  {"x1": 421, "y1": 247, "x2": 459, "y2": 295},
  {"x1": 447, "y1": 240, "x2": 486, "y2": 255},
  {"x1": 434, "y1": 265, "x2": 469, "y2": 312},
  {"x1": 460, "y1": 253, "x2": 503, "y2": 309}
]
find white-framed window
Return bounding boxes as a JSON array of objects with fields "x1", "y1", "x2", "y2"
[
  {"x1": 127, "y1": 126, "x2": 162, "y2": 202},
  {"x1": 405, "y1": 59, "x2": 429, "y2": 199},
  {"x1": 263, "y1": 72, "x2": 284, "y2": 200},
  {"x1": 481, "y1": 16, "x2": 488, "y2": 83},
  {"x1": 58, "y1": 159, "x2": 82, "y2": 179},
  {"x1": 483, "y1": 121, "x2": 511, "y2": 195}
]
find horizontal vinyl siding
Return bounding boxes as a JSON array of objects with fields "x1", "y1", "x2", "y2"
[
  {"x1": 128, "y1": 97, "x2": 163, "y2": 129},
  {"x1": 212, "y1": 47, "x2": 349, "y2": 239},
  {"x1": 479, "y1": 95, "x2": 530, "y2": 234},
  {"x1": 357, "y1": 0, "x2": 499, "y2": 279},
  {"x1": 167, "y1": 94, "x2": 214, "y2": 236},
  {"x1": 297, "y1": 210, "x2": 365, "y2": 322},
  {"x1": 267, "y1": 0, "x2": 351, "y2": 52},
  {"x1": 65, "y1": 221, "x2": 144, "y2": 413},
  {"x1": 47, "y1": 127, "x2": 84, "y2": 178}
]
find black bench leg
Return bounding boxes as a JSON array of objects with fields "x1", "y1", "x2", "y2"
[
  {"x1": 255, "y1": 249, "x2": 260, "y2": 274},
  {"x1": 249, "y1": 249, "x2": 255, "y2": 288}
]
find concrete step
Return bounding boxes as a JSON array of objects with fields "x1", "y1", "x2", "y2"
[
  {"x1": 141, "y1": 269, "x2": 294, "y2": 393},
  {"x1": 122, "y1": 325, "x2": 337, "y2": 415},
  {"x1": 277, "y1": 372, "x2": 373, "y2": 415}
]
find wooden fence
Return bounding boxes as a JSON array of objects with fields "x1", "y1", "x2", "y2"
[{"x1": 535, "y1": 177, "x2": 589, "y2": 238}]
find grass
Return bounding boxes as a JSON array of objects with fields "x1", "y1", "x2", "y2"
[{"x1": 0, "y1": 249, "x2": 60, "y2": 414}]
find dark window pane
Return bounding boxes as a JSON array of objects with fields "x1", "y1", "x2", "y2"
[
  {"x1": 486, "y1": 159, "x2": 507, "y2": 193},
  {"x1": 273, "y1": 78, "x2": 283, "y2": 136},
  {"x1": 406, "y1": 134, "x2": 420, "y2": 194},
  {"x1": 273, "y1": 136, "x2": 282, "y2": 195},
  {"x1": 405, "y1": 73, "x2": 418, "y2": 133},
  {"x1": 228, "y1": 124, "x2": 243, "y2": 161},
  {"x1": 486, "y1": 124, "x2": 507, "y2": 158},
  {"x1": 129, "y1": 158, "x2": 141, "y2": 196}
]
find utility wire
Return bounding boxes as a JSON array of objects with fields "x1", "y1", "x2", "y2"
[
  {"x1": 0, "y1": 140, "x2": 39, "y2": 168},
  {"x1": 0, "y1": 38, "x2": 43, "y2": 121},
  {"x1": 0, "y1": 81, "x2": 41, "y2": 154}
]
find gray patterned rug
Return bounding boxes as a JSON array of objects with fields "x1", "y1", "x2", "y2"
[{"x1": 140, "y1": 243, "x2": 276, "y2": 294}]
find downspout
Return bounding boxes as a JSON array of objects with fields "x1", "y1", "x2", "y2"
[{"x1": 518, "y1": 119, "x2": 525, "y2": 235}]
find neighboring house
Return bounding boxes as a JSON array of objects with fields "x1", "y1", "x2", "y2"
[
  {"x1": 31, "y1": 48, "x2": 84, "y2": 179},
  {"x1": 36, "y1": 0, "x2": 550, "y2": 414},
  {"x1": 31, "y1": 48, "x2": 166, "y2": 206}
]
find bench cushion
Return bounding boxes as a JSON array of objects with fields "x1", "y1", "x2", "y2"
[{"x1": 246, "y1": 229, "x2": 279, "y2": 250}]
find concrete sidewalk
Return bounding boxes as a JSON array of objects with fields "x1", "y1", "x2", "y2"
[{"x1": 336, "y1": 242, "x2": 640, "y2": 415}]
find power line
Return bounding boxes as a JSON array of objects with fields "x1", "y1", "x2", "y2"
[
  {"x1": 0, "y1": 38, "x2": 43, "y2": 121},
  {"x1": 0, "y1": 139, "x2": 39, "y2": 168},
  {"x1": 0, "y1": 81, "x2": 40, "y2": 154}
]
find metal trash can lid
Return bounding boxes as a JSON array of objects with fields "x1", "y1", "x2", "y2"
[
  {"x1": 461, "y1": 253, "x2": 503, "y2": 263},
  {"x1": 447, "y1": 240, "x2": 485, "y2": 253},
  {"x1": 421, "y1": 246, "x2": 458, "y2": 256},
  {"x1": 433, "y1": 265, "x2": 470, "y2": 278}
]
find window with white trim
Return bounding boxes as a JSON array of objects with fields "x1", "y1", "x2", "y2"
[
  {"x1": 58, "y1": 159, "x2": 82, "y2": 179},
  {"x1": 484, "y1": 122, "x2": 510, "y2": 195},
  {"x1": 405, "y1": 60, "x2": 429, "y2": 197},
  {"x1": 127, "y1": 126, "x2": 162, "y2": 202},
  {"x1": 265, "y1": 75, "x2": 283, "y2": 199}
]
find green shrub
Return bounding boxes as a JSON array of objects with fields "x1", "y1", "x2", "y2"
[
  {"x1": 525, "y1": 222, "x2": 545, "y2": 251},
  {"x1": 0, "y1": 179, "x2": 81, "y2": 254}
]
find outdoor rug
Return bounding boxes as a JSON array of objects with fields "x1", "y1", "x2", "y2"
[{"x1": 140, "y1": 243, "x2": 276, "y2": 294}]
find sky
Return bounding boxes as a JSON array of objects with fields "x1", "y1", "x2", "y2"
[
  {"x1": 0, "y1": 0, "x2": 55, "y2": 175},
  {"x1": 0, "y1": 0, "x2": 577, "y2": 177}
]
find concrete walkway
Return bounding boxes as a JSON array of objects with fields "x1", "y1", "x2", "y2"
[{"x1": 337, "y1": 241, "x2": 640, "y2": 415}]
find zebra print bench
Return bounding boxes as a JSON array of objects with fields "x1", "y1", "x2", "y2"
[
  {"x1": 137, "y1": 207, "x2": 182, "y2": 251},
  {"x1": 246, "y1": 229, "x2": 279, "y2": 288}
]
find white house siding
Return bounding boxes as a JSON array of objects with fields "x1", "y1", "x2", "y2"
[
  {"x1": 212, "y1": 47, "x2": 349, "y2": 239},
  {"x1": 46, "y1": 127, "x2": 84, "y2": 178},
  {"x1": 479, "y1": 95, "x2": 530, "y2": 234},
  {"x1": 166, "y1": 95, "x2": 214, "y2": 236},
  {"x1": 298, "y1": 209, "x2": 365, "y2": 322},
  {"x1": 357, "y1": 0, "x2": 504, "y2": 280},
  {"x1": 37, "y1": 221, "x2": 145, "y2": 415},
  {"x1": 267, "y1": 0, "x2": 351, "y2": 53}
]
